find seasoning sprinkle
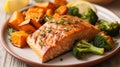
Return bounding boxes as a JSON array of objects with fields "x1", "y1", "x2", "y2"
[
  {"x1": 8, "y1": 28, "x2": 14, "y2": 36},
  {"x1": 66, "y1": 21, "x2": 71, "y2": 25},
  {"x1": 64, "y1": 28, "x2": 69, "y2": 32},
  {"x1": 45, "y1": 16, "x2": 52, "y2": 22},
  {"x1": 39, "y1": 40, "x2": 45, "y2": 46},
  {"x1": 53, "y1": 20, "x2": 58, "y2": 24},
  {"x1": 8, "y1": 38, "x2": 12, "y2": 42},
  {"x1": 34, "y1": 0, "x2": 44, "y2": 2},
  {"x1": 60, "y1": 58, "x2": 63, "y2": 61},
  {"x1": 60, "y1": 18, "x2": 64, "y2": 24},
  {"x1": 39, "y1": 32, "x2": 45, "y2": 37},
  {"x1": 46, "y1": 28, "x2": 52, "y2": 33}
]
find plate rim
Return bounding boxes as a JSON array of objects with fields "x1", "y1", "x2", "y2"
[{"x1": 0, "y1": 4, "x2": 120, "y2": 67}]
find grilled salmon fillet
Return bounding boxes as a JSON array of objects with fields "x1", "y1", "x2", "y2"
[{"x1": 27, "y1": 15, "x2": 100, "y2": 62}]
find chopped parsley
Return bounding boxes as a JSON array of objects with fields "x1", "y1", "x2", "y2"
[
  {"x1": 45, "y1": 16, "x2": 52, "y2": 22},
  {"x1": 64, "y1": 28, "x2": 69, "y2": 32},
  {"x1": 53, "y1": 20, "x2": 58, "y2": 24},
  {"x1": 8, "y1": 38, "x2": 12, "y2": 42},
  {"x1": 66, "y1": 21, "x2": 71, "y2": 25},
  {"x1": 39, "y1": 40, "x2": 45, "y2": 46},
  {"x1": 46, "y1": 28, "x2": 52, "y2": 33},
  {"x1": 39, "y1": 32, "x2": 45, "y2": 37},
  {"x1": 34, "y1": 0, "x2": 44, "y2": 2},
  {"x1": 8, "y1": 28, "x2": 14, "y2": 36},
  {"x1": 60, "y1": 18, "x2": 64, "y2": 24},
  {"x1": 34, "y1": 0, "x2": 49, "y2": 2}
]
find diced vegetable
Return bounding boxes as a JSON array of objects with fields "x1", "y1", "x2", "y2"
[
  {"x1": 8, "y1": 11, "x2": 24, "y2": 30},
  {"x1": 11, "y1": 31, "x2": 29, "y2": 48},
  {"x1": 46, "y1": 9, "x2": 53, "y2": 16},
  {"x1": 53, "y1": 13, "x2": 60, "y2": 19},
  {"x1": 18, "y1": 19, "x2": 36, "y2": 33},
  {"x1": 36, "y1": 2, "x2": 55, "y2": 10},
  {"x1": 25, "y1": 7, "x2": 44, "y2": 29},
  {"x1": 54, "y1": 0, "x2": 67, "y2": 6},
  {"x1": 55, "y1": 5, "x2": 68, "y2": 15}
]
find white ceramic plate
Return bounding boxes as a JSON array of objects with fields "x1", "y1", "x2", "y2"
[{"x1": 1, "y1": 4, "x2": 120, "y2": 67}]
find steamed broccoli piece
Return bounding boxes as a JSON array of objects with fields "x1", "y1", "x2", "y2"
[
  {"x1": 94, "y1": 32, "x2": 115, "y2": 51},
  {"x1": 96, "y1": 19, "x2": 120, "y2": 36},
  {"x1": 67, "y1": 6, "x2": 82, "y2": 17},
  {"x1": 73, "y1": 40, "x2": 104, "y2": 59},
  {"x1": 81, "y1": 8, "x2": 98, "y2": 25}
]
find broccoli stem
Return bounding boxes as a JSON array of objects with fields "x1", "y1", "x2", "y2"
[
  {"x1": 78, "y1": 40, "x2": 104, "y2": 55},
  {"x1": 73, "y1": 40, "x2": 104, "y2": 59},
  {"x1": 88, "y1": 44, "x2": 104, "y2": 55}
]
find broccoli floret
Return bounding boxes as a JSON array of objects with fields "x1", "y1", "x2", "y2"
[
  {"x1": 94, "y1": 32, "x2": 115, "y2": 51},
  {"x1": 81, "y1": 8, "x2": 98, "y2": 25},
  {"x1": 67, "y1": 6, "x2": 82, "y2": 17},
  {"x1": 73, "y1": 40, "x2": 104, "y2": 59},
  {"x1": 96, "y1": 19, "x2": 120, "y2": 36}
]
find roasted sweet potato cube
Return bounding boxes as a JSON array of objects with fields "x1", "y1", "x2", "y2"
[
  {"x1": 36, "y1": 2, "x2": 55, "y2": 10},
  {"x1": 25, "y1": 7, "x2": 44, "y2": 29},
  {"x1": 18, "y1": 19, "x2": 36, "y2": 33},
  {"x1": 55, "y1": 5, "x2": 68, "y2": 15},
  {"x1": 31, "y1": 20, "x2": 42, "y2": 29},
  {"x1": 54, "y1": 0, "x2": 67, "y2": 5},
  {"x1": 53, "y1": 13, "x2": 60, "y2": 19},
  {"x1": 19, "y1": 24, "x2": 36, "y2": 33},
  {"x1": 11, "y1": 31, "x2": 29, "y2": 48},
  {"x1": 9, "y1": 11, "x2": 24, "y2": 30},
  {"x1": 46, "y1": 9, "x2": 53, "y2": 16}
]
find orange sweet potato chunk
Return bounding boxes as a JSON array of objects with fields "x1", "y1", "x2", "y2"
[
  {"x1": 25, "y1": 7, "x2": 45, "y2": 29},
  {"x1": 18, "y1": 19, "x2": 36, "y2": 33},
  {"x1": 54, "y1": 0, "x2": 67, "y2": 5},
  {"x1": 46, "y1": 9, "x2": 53, "y2": 16},
  {"x1": 36, "y1": 2, "x2": 55, "y2": 10},
  {"x1": 11, "y1": 31, "x2": 29, "y2": 48},
  {"x1": 9, "y1": 11, "x2": 24, "y2": 30},
  {"x1": 55, "y1": 5, "x2": 68, "y2": 15},
  {"x1": 53, "y1": 13, "x2": 60, "y2": 19},
  {"x1": 19, "y1": 24, "x2": 36, "y2": 33}
]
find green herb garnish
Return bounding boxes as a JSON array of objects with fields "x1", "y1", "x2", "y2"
[
  {"x1": 64, "y1": 28, "x2": 69, "y2": 32},
  {"x1": 8, "y1": 28, "x2": 14, "y2": 36},
  {"x1": 60, "y1": 18, "x2": 64, "y2": 24},
  {"x1": 66, "y1": 21, "x2": 71, "y2": 25},
  {"x1": 53, "y1": 20, "x2": 58, "y2": 24},
  {"x1": 8, "y1": 38, "x2": 12, "y2": 42},
  {"x1": 39, "y1": 32, "x2": 45, "y2": 37},
  {"x1": 46, "y1": 28, "x2": 52, "y2": 33},
  {"x1": 39, "y1": 40, "x2": 45, "y2": 46},
  {"x1": 34, "y1": 0, "x2": 44, "y2": 2},
  {"x1": 45, "y1": 16, "x2": 52, "y2": 22},
  {"x1": 34, "y1": 0, "x2": 49, "y2": 2}
]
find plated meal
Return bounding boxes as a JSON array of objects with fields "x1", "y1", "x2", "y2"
[{"x1": 1, "y1": 0, "x2": 120, "y2": 66}]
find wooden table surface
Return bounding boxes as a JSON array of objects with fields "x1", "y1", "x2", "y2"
[{"x1": 0, "y1": 0, "x2": 120, "y2": 67}]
